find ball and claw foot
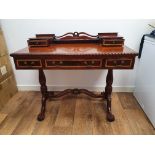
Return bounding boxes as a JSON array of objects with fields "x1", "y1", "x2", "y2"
[
  {"x1": 106, "y1": 112, "x2": 115, "y2": 122},
  {"x1": 37, "y1": 113, "x2": 45, "y2": 121}
]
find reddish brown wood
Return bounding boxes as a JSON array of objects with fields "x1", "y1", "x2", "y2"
[
  {"x1": 56, "y1": 32, "x2": 97, "y2": 39},
  {"x1": 48, "y1": 89, "x2": 103, "y2": 99},
  {"x1": 10, "y1": 32, "x2": 138, "y2": 122},
  {"x1": 27, "y1": 32, "x2": 124, "y2": 47},
  {"x1": 105, "y1": 69, "x2": 115, "y2": 122},
  {"x1": 37, "y1": 69, "x2": 48, "y2": 121}
]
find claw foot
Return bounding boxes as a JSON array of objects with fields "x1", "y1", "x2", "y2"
[
  {"x1": 37, "y1": 113, "x2": 45, "y2": 121},
  {"x1": 106, "y1": 112, "x2": 115, "y2": 122}
]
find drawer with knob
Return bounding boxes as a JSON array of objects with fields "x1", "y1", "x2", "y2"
[
  {"x1": 105, "y1": 58, "x2": 133, "y2": 68},
  {"x1": 16, "y1": 59, "x2": 42, "y2": 68},
  {"x1": 102, "y1": 39, "x2": 124, "y2": 47},
  {"x1": 45, "y1": 59, "x2": 102, "y2": 69}
]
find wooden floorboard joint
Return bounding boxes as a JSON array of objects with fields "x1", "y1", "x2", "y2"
[{"x1": 0, "y1": 91, "x2": 154, "y2": 135}]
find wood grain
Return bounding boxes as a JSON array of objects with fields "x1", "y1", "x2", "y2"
[
  {"x1": 0, "y1": 92, "x2": 36, "y2": 134},
  {"x1": 0, "y1": 91, "x2": 154, "y2": 135},
  {"x1": 0, "y1": 113, "x2": 7, "y2": 124},
  {"x1": 32, "y1": 100, "x2": 60, "y2": 135},
  {"x1": 51, "y1": 95, "x2": 76, "y2": 135},
  {"x1": 72, "y1": 95, "x2": 93, "y2": 134},
  {"x1": 92, "y1": 99, "x2": 113, "y2": 134}
]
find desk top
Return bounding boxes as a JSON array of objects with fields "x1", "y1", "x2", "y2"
[
  {"x1": 10, "y1": 44, "x2": 138, "y2": 57},
  {"x1": 10, "y1": 33, "x2": 138, "y2": 70}
]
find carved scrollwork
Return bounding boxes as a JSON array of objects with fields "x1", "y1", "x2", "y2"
[
  {"x1": 48, "y1": 88, "x2": 103, "y2": 99},
  {"x1": 56, "y1": 32, "x2": 97, "y2": 40}
]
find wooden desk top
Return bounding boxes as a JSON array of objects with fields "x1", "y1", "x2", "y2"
[
  {"x1": 10, "y1": 44, "x2": 138, "y2": 56},
  {"x1": 10, "y1": 32, "x2": 138, "y2": 70}
]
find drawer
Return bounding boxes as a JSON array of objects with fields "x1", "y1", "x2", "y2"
[
  {"x1": 27, "y1": 39, "x2": 49, "y2": 47},
  {"x1": 16, "y1": 59, "x2": 42, "y2": 68},
  {"x1": 45, "y1": 59, "x2": 102, "y2": 68},
  {"x1": 102, "y1": 39, "x2": 124, "y2": 47},
  {"x1": 105, "y1": 59, "x2": 133, "y2": 68}
]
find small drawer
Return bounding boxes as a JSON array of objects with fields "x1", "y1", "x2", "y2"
[
  {"x1": 27, "y1": 39, "x2": 49, "y2": 47},
  {"x1": 102, "y1": 39, "x2": 124, "y2": 47},
  {"x1": 105, "y1": 59, "x2": 132, "y2": 68},
  {"x1": 16, "y1": 59, "x2": 42, "y2": 68},
  {"x1": 45, "y1": 59, "x2": 102, "y2": 68}
]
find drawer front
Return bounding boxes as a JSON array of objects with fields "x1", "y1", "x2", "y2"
[
  {"x1": 105, "y1": 59, "x2": 133, "y2": 68},
  {"x1": 28, "y1": 39, "x2": 49, "y2": 47},
  {"x1": 102, "y1": 39, "x2": 124, "y2": 47},
  {"x1": 16, "y1": 59, "x2": 42, "y2": 68},
  {"x1": 45, "y1": 59, "x2": 102, "y2": 69}
]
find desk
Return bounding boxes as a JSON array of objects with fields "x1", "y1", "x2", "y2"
[{"x1": 10, "y1": 32, "x2": 138, "y2": 122}]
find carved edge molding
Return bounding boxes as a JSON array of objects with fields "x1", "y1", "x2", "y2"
[{"x1": 37, "y1": 52, "x2": 138, "y2": 56}]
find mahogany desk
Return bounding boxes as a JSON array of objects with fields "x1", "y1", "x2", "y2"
[{"x1": 10, "y1": 32, "x2": 138, "y2": 122}]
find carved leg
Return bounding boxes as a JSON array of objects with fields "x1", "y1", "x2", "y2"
[
  {"x1": 105, "y1": 69, "x2": 115, "y2": 122},
  {"x1": 37, "y1": 69, "x2": 48, "y2": 121}
]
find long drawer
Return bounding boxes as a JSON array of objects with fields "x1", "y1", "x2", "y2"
[{"x1": 45, "y1": 59, "x2": 102, "y2": 69}]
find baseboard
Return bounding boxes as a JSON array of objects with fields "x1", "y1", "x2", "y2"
[{"x1": 17, "y1": 85, "x2": 135, "y2": 92}]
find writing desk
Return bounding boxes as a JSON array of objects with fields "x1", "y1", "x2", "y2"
[{"x1": 10, "y1": 32, "x2": 138, "y2": 122}]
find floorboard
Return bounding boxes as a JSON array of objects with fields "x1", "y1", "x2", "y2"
[{"x1": 0, "y1": 91, "x2": 154, "y2": 135}]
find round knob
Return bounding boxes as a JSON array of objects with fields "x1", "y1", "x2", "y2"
[
  {"x1": 121, "y1": 60, "x2": 125, "y2": 64},
  {"x1": 59, "y1": 61, "x2": 63, "y2": 65},
  {"x1": 113, "y1": 60, "x2": 117, "y2": 65},
  {"x1": 24, "y1": 61, "x2": 27, "y2": 65},
  {"x1": 84, "y1": 61, "x2": 88, "y2": 65},
  {"x1": 52, "y1": 61, "x2": 55, "y2": 64},
  {"x1": 31, "y1": 61, "x2": 35, "y2": 65},
  {"x1": 91, "y1": 61, "x2": 95, "y2": 64}
]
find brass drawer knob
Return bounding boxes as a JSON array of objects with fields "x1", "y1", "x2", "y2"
[
  {"x1": 84, "y1": 61, "x2": 88, "y2": 65},
  {"x1": 59, "y1": 61, "x2": 63, "y2": 65},
  {"x1": 24, "y1": 61, "x2": 27, "y2": 65},
  {"x1": 113, "y1": 60, "x2": 117, "y2": 65},
  {"x1": 121, "y1": 60, "x2": 125, "y2": 64},
  {"x1": 52, "y1": 61, "x2": 55, "y2": 65},
  {"x1": 31, "y1": 61, "x2": 35, "y2": 65},
  {"x1": 91, "y1": 61, "x2": 95, "y2": 64}
]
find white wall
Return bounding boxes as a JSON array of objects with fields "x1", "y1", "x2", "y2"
[{"x1": 1, "y1": 19, "x2": 154, "y2": 92}]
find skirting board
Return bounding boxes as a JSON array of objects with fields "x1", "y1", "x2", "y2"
[{"x1": 17, "y1": 85, "x2": 135, "y2": 92}]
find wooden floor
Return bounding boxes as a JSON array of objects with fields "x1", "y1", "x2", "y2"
[{"x1": 0, "y1": 91, "x2": 154, "y2": 135}]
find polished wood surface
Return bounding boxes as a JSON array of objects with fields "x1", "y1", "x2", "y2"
[
  {"x1": 36, "y1": 69, "x2": 114, "y2": 122},
  {"x1": 10, "y1": 33, "x2": 138, "y2": 122},
  {"x1": 11, "y1": 44, "x2": 135, "y2": 55},
  {"x1": 10, "y1": 44, "x2": 138, "y2": 70},
  {"x1": 0, "y1": 91, "x2": 154, "y2": 135},
  {"x1": 105, "y1": 69, "x2": 115, "y2": 122},
  {"x1": 37, "y1": 69, "x2": 48, "y2": 121},
  {"x1": 27, "y1": 32, "x2": 124, "y2": 48}
]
